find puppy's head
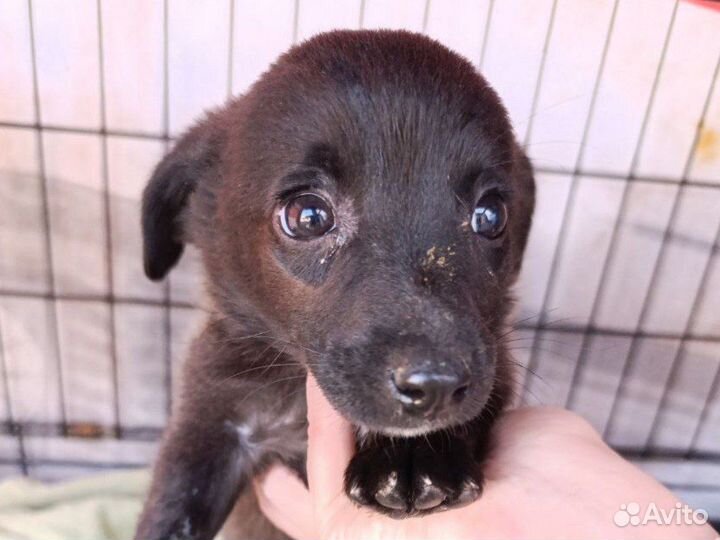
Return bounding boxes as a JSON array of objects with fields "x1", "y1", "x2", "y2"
[{"x1": 143, "y1": 30, "x2": 535, "y2": 436}]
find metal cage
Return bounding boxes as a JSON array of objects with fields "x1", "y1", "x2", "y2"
[{"x1": 0, "y1": 0, "x2": 718, "y2": 522}]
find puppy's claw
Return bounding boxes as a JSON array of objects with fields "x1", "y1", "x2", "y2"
[
  {"x1": 413, "y1": 479, "x2": 446, "y2": 511},
  {"x1": 374, "y1": 470, "x2": 406, "y2": 510},
  {"x1": 375, "y1": 491, "x2": 407, "y2": 511},
  {"x1": 455, "y1": 479, "x2": 481, "y2": 507},
  {"x1": 347, "y1": 482, "x2": 370, "y2": 506}
]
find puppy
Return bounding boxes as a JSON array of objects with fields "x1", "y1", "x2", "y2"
[{"x1": 135, "y1": 29, "x2": 535, "y2": 540}]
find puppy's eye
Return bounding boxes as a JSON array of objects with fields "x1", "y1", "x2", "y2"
[
  {"x1": 471, "y1": 192, "x2": 507, "y2": 239},
  {"x1": 279, "y1": 193, "x2": 335, "y2": 239}
]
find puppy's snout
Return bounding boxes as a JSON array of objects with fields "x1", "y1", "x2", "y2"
[{"x1": 391, "y1": 367, "x2": 470, "y2": 416}]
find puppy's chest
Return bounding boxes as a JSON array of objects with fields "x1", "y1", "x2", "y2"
[{"x1": 227, "y1": 388, "x2": 308, "y2": 465}]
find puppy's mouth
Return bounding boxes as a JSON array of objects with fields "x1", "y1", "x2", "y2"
[
  {"x1": 356, "y1": 424, "x2": 444, "y2": 438},
  {"x1": 312, "y1": 361, "x2": 497, "y2": 439},
  {"x1": 349, "y1": 400, "x2": 492, "y2": 438},
  {"x1": 364, "y1": 388, "x2": 493, "y2": 438}
]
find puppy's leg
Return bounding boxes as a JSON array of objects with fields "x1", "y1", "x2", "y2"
[
  {"x1": 134, "y1": 398, "x2": 251, "y2": 540},
  {"x1": 344, "y1": 415, "x2": 496, "y2": 517},
  {"x1": 135, "y1": 327, "x2": 307, "y2": 540}
]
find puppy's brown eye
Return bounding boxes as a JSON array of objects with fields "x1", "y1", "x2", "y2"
[
  {"x1": 280, "y1": 193, "x2": 335, "y2": 239},
  {"x1": 472, "y1": 192, "x2": 507, "y2": 239}
]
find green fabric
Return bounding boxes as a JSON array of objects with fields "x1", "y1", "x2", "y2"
[{"x1": 0, "y1": 470, "x2": 149, "y2": 540}]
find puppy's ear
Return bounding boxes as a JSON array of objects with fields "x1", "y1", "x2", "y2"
[
  {"x1": 510, "y1": 143, "x2": 536, "y2": 274},
  {"x1": 142, "y1": 118, "x2": 224, "y2": 281}
]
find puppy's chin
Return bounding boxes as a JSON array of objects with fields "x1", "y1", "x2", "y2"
[
  {"x1": 358, "y1": 424, "x2": 444, "y2": 438},
  {"x1": 352, "y1": 400, "x2": 492, "y2": 439},
  {"x1": 314, "y1": 377, "x2": 496, "y2": 439}
]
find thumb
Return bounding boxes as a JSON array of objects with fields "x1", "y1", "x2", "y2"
[{"x1": 306, "y1": 373, "x2": 356, "y2": 517}]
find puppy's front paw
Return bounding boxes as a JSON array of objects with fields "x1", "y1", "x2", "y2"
[{"x1": 343, "y1": 437, "x2": 482, "y2": 517}]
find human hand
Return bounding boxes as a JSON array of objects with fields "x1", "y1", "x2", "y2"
[{"x1": 254, "y1": 375, "x2": 717, "y2": 540}]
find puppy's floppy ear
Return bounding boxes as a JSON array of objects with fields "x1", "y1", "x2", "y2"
[
  {"x1": 142, "y1": 118, "x2": 224, "y2": 281},
  {"x1": 509, "y1": 143, "x2": 536, "y2": 274}
]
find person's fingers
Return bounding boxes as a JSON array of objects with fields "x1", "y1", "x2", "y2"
[
  {"x1": 255, "y1": 376, "x2": 356, "y2": 540},
  {"x1": 254, "y1": 465, "x2": 317, "y2": 540},
  {"x1": 306, "y1": 374, "x2": 356, "y2": 515}
]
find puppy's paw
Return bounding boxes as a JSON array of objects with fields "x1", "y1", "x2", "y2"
[{"x1": 343, "y1": 438, "x2": 482, "y2": 517}]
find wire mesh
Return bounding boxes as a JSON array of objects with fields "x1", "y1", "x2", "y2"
[{"x1": 0, "y1": 0, "x2": 718, "y2": 517}]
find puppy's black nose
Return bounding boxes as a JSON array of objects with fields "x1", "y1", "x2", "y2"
[{"x1": 391, "y1": 368, "x2": 469, "y2": 415}]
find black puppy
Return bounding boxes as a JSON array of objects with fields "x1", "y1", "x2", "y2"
[{"x1": 135, "y1": 30, "x2": 535, "y2": 540}]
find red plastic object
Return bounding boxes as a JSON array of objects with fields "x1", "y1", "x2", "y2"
[{"x1": 684, "y1": 0, "x2": 720, "y2": 12}]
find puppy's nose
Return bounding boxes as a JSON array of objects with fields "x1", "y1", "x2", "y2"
[{"x1": 391, "y1": 368, "x2": 469, "y2": 415}]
